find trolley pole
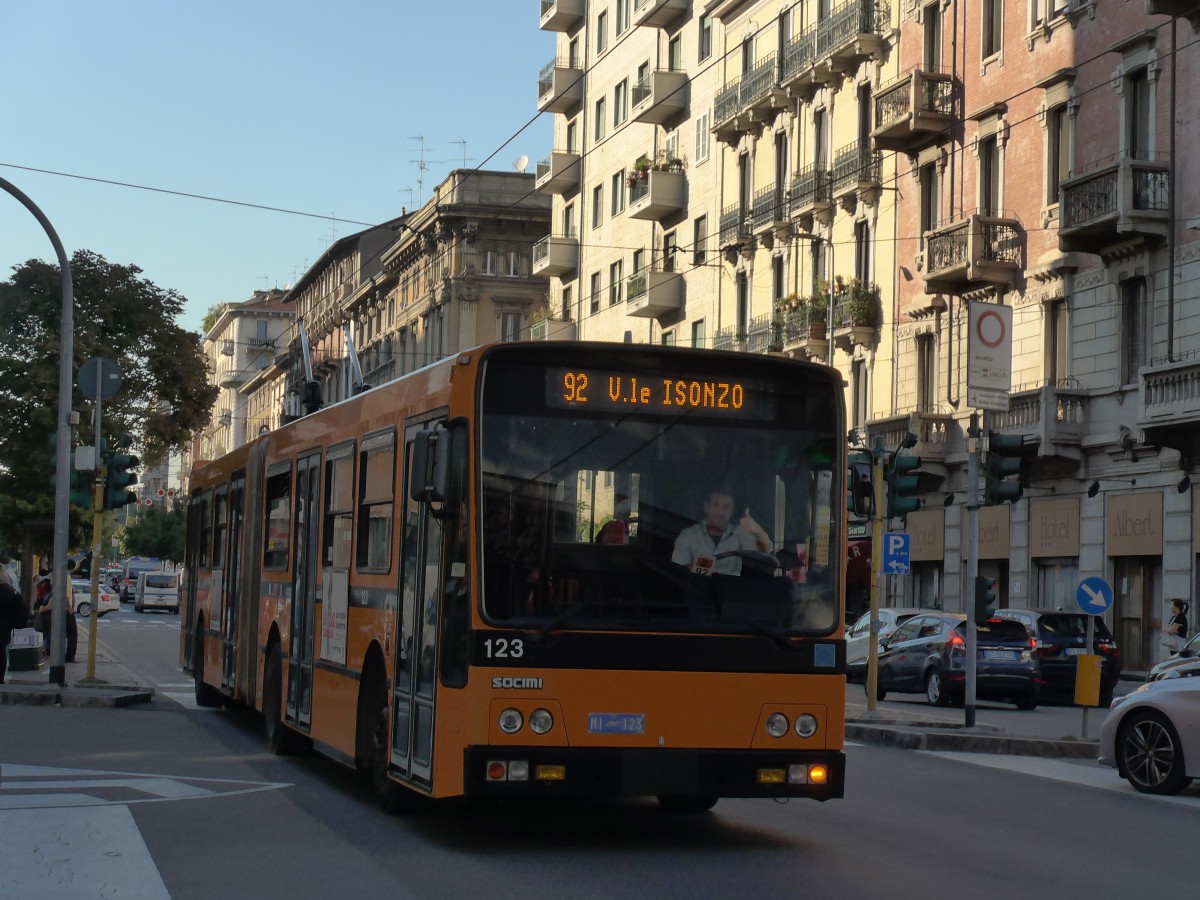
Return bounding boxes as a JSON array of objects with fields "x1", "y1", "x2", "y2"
[
  {"x1": 964, "y1": 413, "x2": 982, "y2": 728},
  {"x1": 865, "y1": 436, "x2": 885, "y2": 713}
]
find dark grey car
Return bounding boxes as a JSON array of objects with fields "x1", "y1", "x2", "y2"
[{"x1": 871, "y1": 613, "x2": 1040, "y2": 709}]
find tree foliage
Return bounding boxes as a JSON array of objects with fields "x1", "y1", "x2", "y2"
[
  {"x1": 122, "y1": 500, "x2": 185, "y2": 564},
  {"x1": 0, "y1": 251, "x2": 217, "y2": 550}
]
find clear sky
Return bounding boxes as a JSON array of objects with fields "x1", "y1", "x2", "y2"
[{"x1": 1, "y1": 1, "x2": 554, "y2": 334}]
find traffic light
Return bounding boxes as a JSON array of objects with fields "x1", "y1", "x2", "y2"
[
  {"x1": 984, "y1": 431, "x2": 1038, "y2": 505},
  {"x1": 49, "y1": 433, "x2": 94, "y2": 506},
  {"x1": 974, "y1": 576, "x2": 997, "y2": 626},
  {"x1": 885, "y1": 450, "x2": 921, "y2": 522},
  {"x1": 847, "y1": 451, "x2": 874, "y2": 518},
  {"x1": 104, "y1": 434, "x2": 140, "y2": 510}
]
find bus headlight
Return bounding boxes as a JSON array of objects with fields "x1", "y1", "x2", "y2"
[
  {"x1": 528, "y1": 708, "x2": 554, "y2": 735},
  {"x1": 794, "y1": 713, "x2": 818, "y2": 738},
  {"x1": 498, "y1": 708, "x2": 524, "y2": 734},
  {"x1": 766, "y1": 713, "x2": 789, "y2": 738}
]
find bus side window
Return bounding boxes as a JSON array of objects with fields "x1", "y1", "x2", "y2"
[{"x1": 263, "y1": 466, "x2": 292, "y2": 569}]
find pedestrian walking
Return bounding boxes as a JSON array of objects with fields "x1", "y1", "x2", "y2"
[{"x1": 1162, "y1": 598, "x2": 1189, "y2": 656}]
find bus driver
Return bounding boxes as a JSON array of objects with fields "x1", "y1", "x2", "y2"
[{"x1": 672, "y1": 485, "x2": 772, "y2": 576}]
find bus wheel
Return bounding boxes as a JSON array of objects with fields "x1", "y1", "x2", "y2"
[
  {"x1": 263, "y1": 645, "x2": 303, "y2": 755},
  {"x1": 657, "y1": 796, "x2": 718, "y2": 813},
  {"x1": 193, "y1": 630, "x2": 222, "y2": 708}
]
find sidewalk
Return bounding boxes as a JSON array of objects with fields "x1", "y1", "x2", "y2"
[{"x1": 1, "y1": 637, "x2": 154, "y2": 708}]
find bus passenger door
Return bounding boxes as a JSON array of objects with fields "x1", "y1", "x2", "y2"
[
  {"x1": 390, "y1": 425, "x2": 444, "y2": 786},
  {"x1": 221, "y1": 475, "x2": 245, "y2": 691},
  {"x1": 287, "y1": 452, "x2": 321, "y2": 730}
]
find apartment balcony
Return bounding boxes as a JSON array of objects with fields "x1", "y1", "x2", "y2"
[
  {"x1": 832, "y1": 142, "x2": 882, "y2": 204},
  {"x1": 923, "y1": 210, "x2": 1022, "y2": 293},
  {"x1": 632, "y1": 69, "x2": 688, "y2": 124},
  {"x1": 872, "y1": 67, "x2": 955, "y2": 153},
  {"x1": 626, "y1": 266, "x2": 682, "y2": 318},
  {"x1": 531, "y1": 316, "x2": 577, "y2": 341},
  {"x1": 777, "y1": 306, "x2": 827, "y2": 360},
  {"x1": 865, "y1": 411, "x2": 957, "y2": 476},
  {"x1": 1059, "y1": 155, "x2": 1170, "y2": 253},
  {"x1": 218, "y1": 368, "x2": 248, "y2": 388},
  {"x1": 632, "y1": 0, "x2": 688, "y2": 28},
  {"x1": 788, "y1": 164, "x2": 834, "y2": 227},
  {"x1": 780, "y1": 29, "x2": 819, "y2": 97},
  {"x1": 711, "y1": 56, "x2": 785, "y2": 143},
  {"x1": 991, "y1": 383, "x2": 1089, "y2": 463},
  {"x1": 712, "y1": 80, "x2": 743, "y2": 142},
  {"x1": 1139, "y1": 357, "x2": 1200, "y2": 453},
  {"x1": 537, "y1": 58, "x2": 583, "y2": 115},
  {"x1": 246, "y1": 336, "x2": 276, "y2": 350},
  {"x1": 534, "y1": 150, "x2": 581, "y2": 195},
  {"x1": 751, "y1": 186, "x2": 788, "y2": 237},
  {"x1": 532, "y1": 233, "x2": 579, "y2": 278},
  {"x1": 718, "y1": 203, "x2": 753, "y2": 250},
  {"x1": 1144, "y1": 0, "x2": 1200, "y2": 25},
  {"x1": 539, "y1": 0, "x2": 584, "y2": 31},
  {"x1": 814, "y1": 0, "x2": 889, "y2": 74},
  {"x1": 628, "y1": 169, "x2": 686, "y2": 220}
]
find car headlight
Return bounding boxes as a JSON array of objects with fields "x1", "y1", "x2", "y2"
[
  {"x1": 498, "y1": 708, "x2": 524, "y2": 734},
  {"x1": 528, "y1": 708, "x2": 553, "y2": 735},
  {"x1": 794, "y1": 713, "x2": 819, "y2": 738},
  {"x1": 766, "y1": 713, "x2": 789, "y2": 738}
]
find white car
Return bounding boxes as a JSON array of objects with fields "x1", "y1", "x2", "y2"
[
  {"x1": 71, "y1": 579, "x2": 120, "y2": 617},
  {"x1": 135, "y1": 571, "x2": 179, "y2": 613},
  {"x1": 1099, "y1": 660, "x2": 1200, "y2": 794},
  {"x1": 845, "y1": 607, "x2": 929, "y2": 682}
]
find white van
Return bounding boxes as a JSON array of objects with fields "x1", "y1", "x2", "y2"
[{"x1": 135, "y1": 571, "x2": 179, "y2": 613}]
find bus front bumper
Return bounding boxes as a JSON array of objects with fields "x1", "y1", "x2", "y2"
[{"x1": 464, "y1": 747, "x2": 845, "y2": 801}]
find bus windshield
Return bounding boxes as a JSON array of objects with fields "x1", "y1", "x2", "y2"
[{"x1": 478, "y1": 346, "x2": 844, "y2": 637}]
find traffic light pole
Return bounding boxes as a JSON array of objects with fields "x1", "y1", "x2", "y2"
[
  {"x1": 865, "y1": 437, "x2": 885, "y2": 713},
  {"x1": 84, "y1": 386, "x2": 105, "y2": 683},
  {"x1": 964, "y1": 413, "x2": 982, "y2": 728}
]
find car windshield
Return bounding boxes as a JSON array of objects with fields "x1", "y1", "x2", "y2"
[
  {"x1": 477, "y1": 350, "x2": 844, "y2": 637},
  {"x1": 1039, "y1": 613, "x2": 1112, "y2": 639},
  {"x1": 145, "y1": 575, "x2": 175, "y2": 588},
  {"x1": 968, "y1": 620, "x2": 1034, "y2": 645}
]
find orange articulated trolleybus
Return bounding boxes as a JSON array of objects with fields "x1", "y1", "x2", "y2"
[{"x1": 182, "y1": 342, "x2": 848, "y2": 812}]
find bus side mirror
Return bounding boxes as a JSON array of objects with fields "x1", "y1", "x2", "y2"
[{"x1": 409, "y1": 425, "x2": 451, "y2": 503}]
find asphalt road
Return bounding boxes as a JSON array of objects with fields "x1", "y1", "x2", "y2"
[{"x1": 1, "y1": 608, "x2": 1194, "y2": 899}]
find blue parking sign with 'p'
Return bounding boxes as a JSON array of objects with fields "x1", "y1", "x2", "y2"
[{"x1": 882, "y1": 532, "x2": 910, "y2": 575}]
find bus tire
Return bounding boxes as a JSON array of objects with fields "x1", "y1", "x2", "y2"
[
  {"x1": 657, "y1": 796, "x2": 718, "y2": 813},
  {"x1": 193, "y1": 629, "x2": 222, "y2": 708},
  {"x1": 263, "y1": 645, "x2": 304, "y2": 755}
]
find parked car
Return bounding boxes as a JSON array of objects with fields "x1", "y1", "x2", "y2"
[
  {"x1": 992, "y1": 608, "x2": 1121, "y2": 705},
  {"x1": 845, "y1": 607, "x2": 928, "y2": 682},
  {"x1": 871, "y1": 612, "x2": 1040, "y2": 709},
  {"x1": 135, "y1": 570, "x2": 179, "y2": 613},
  {"x1": 1149, "y1": 631, "x2": 1200, "y2": 681},
  {"x1": 1099, "y1": 659, "x2": 1200, "y2": 794},
  {"x1": 71, "y1": 579, "x2": 120, "y2": 617},
  {"x1": 121, "y1": 557, "x2": 162, "y2": 602}
]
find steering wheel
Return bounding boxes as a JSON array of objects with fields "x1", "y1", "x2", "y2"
[{"x1": 715, "y1": 549, "x2": 781, "y2": 576}]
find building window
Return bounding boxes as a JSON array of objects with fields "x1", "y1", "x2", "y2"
[
  {"x1": 692, "y1": 319, "x2": 706, "y2": 349},
  {"x1": 917, "y1": 334, "x2": 937, "y2": 412},
  {"x1": 609, "y1": 260, "x2": 623, "y2": 306},
  {"x1": 668, "y1": 35, "x2": 682, "y2": 72},
  {"x1": 923, "y1": 4, "x2": 941, "y2": 69},
  {"x1": 1046, "y1": 105, "x2": 1070, "y2": 206},
  {"x1": 741, "y1": 37, "x2": 754, "y2": 75},
  {"x1": 851, "y1": 359, "x2": 868, "y2": 428},
  {"x1": 563, "y1": 202, "x2": 576, "y2": 237},
  {"x1": 663, "y1": 232, "x2": 677, "y2": 272},
  {"x1": 982, "y1": 0, "x2": 1002, "y2": 59},
  {"x1": 614, "y1": 79, "x2": 628, "y2": 126},
  {"x1": 590, "y1": 272, "x2": 602, "y2": 314},
  {"x1": 772, "y1": 255, "x2": 785, "y2": 303},
  {"x1": 662, "y1": 330, "x2": 676, "y2": 346},
  {"x1": 611, "y1": 170, "x2": 626, "y2": 215},
  {"x1": 699, "y1": 15, "x2": 713, "y2": 61},
  {"x1": 979, "y1": 134, "x2": 999, "y2": 215},
  {"x1": 561, "y1": 285, "x2": 573, "y2": 321},
  {"x1": 568, "y1": 37, "x2": 580, "y2": 68},
  {"x1": 810, "y1": 239, "x2": 826, "y2": 295},
  {"x1": 500, "y1": 310, "x2": 522, "y2": 342},
  {"x1": 736, "y1": 272, "x2": 749, "y2": 336},
  {"x1": 1126, "y1": 67, "x2": 1151, "y2": 160},
  {"x1": 854, "y1": 220, "x2": 871, "y2": 283},
  {"x1": 632, "y1": 248, "x2": 646, "y2": 275},
  {"x1": 596, "y1": 10, "x2": 608, "y2": 53},
  {"x1": 1032, "y1": 0, "x2": 1070, "y2": 27},
  {"x1": 615, "y1": 0, "x2": 629, "y2": 34},
  {"x1": 693, "y1": 216, "x2": 708, "y2": 266},
  {"x1": 595, "y1": 98, "x2": 606, "y2": 141},
  {"x1": 592, "y1": 184, "x2": 604, "y2": 229},
  {"x1": 919, "y1": 161, "x2": 940, "y2": 249},
  {"x1": 1121, "y1": 278, "x2": 1146, "y2": 385},
  {"x1": 665, "y1": 128, "x2": 679, "y2": 161},
  {"x1": 694, "y1": 112, "x2": 710, "y2": 162},
  {"x1": 1047, "y1": 301, "x2": 1069, "y2": 385},
  {"x1": 566, "y1": 119, "x2": 578, "y2": 154}
]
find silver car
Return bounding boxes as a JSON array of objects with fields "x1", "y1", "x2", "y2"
[
  {"x1": 1148, "y1": 631, "x2": 1200, "y2": 680},
  {"x1": 845, "y1": 607, "x2": 928, "y2": 682},
  {"x1": 1099, "y1": 660, "x2": 1200, "y2": 794}
]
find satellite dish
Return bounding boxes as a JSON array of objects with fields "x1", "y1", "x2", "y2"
[{"x1": 514, "y1": 155, "x2": 529, "y2": 173}]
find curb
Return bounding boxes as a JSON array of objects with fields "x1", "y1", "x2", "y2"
[
  {"x1": 0, "y1": 682, "x2": 154, "y2": 707},
  {"x1": 847, "y1": 721, "x2": 1099, "y2": 759}
]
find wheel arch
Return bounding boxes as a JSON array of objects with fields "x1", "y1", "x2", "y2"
[{"x1": 355, "y1": 639, "x2": 390, "y2": 767}]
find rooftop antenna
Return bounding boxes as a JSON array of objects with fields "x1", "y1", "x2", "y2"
[
  {"x1": 398, "y1": 187, "x2": 414, "y2": 210},
  {"x1": 514, "y1": 154, "x2": 529, "y2": 173},
  {"x1": 409, "y1": 135, "x2": 443, "y2": 204},
  {"x1": 450, "y1": 138, "x2": 472, "y2": 168}
]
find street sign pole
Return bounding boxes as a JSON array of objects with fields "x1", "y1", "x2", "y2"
[
  {"x1": 866, "y1": 436, "x2": 885, "y2": 714},
  {"x1": 964, "y1": 413, "x2": 981, "y2": 728}
]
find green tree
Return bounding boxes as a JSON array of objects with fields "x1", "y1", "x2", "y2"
[
  {"x1": 0, "y1": 251, "x2": 217, "y2": 550},
  {"x1": 122, "y1": 500, "x2": 185, "y2": 564}
]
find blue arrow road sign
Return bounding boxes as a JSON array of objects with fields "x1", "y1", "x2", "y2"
[
  {"x1": 1076, "y1": 576, "x2": 1114, "y2": 615},
  {"x1": 882, "y1": 531, "x2": 910, "y2": 575}
]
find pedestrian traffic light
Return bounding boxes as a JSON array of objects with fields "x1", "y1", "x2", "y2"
[
  {"x1": 885, "y1": 449, "x2": 921, "y2": 522},
  {"x1": 104, "y1": 434, "x2": 140, "y2": 510},
  {"x1": 974, "y1": 576, "x2": 997, "y2": 626},
  {"x1": 984, "y1": 431, "x2": 1038, "y2": 505},
  {"x1": 847, "y1": 451, "x2": 874, "y2": 518}
]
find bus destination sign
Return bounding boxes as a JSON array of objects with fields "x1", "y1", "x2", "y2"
[{"x1": 547, "y1": 367, "x2": 775, "y2": 419}]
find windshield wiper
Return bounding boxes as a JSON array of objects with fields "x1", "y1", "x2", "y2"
[
  {"x1": 529, "y1": 600, "x2": 605, "y2": 642},
  {"x1": 738, "y1": 619, "x2": 804, "y2": 651}
]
